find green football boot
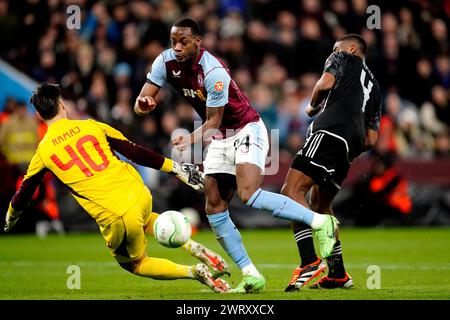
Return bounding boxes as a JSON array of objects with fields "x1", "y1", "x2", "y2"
[
  {"x1": 314, "y1": 215, "x2": 339, "y2": 258},
  {"x1": 229, "y1": 274, "x2": 266, "y2": 293}
]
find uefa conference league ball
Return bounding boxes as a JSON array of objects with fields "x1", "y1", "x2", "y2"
[{"x1": 153, "y1": 210, "x2": 192, "y2": 248}]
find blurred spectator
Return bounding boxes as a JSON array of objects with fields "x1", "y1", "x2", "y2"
[
  {"x1": 295, "y1": 17, "x2": 329, "y2": 75},
  {"x1": 398, "y1": 7, "x2": 421, "y2": 49},
  {"x1": 250, "y1": 83, "x2": 277, "y2": 130},
  {"x1": 81, "y1": 2, "x2": 120, "y2": 46},
  {"x1": 405, "y1": 57, "x2": 437, "y2": 106},
  {"x1": 111, "y1": 86, "x2": 135, "y2": 136},
  {"x1": 427, "y1": 18, "x2": 449, "y2": 56},
  {"x1": 341, "y1": 152, "x2": 412, "y2": 226},
  {"x1": 395, "y1": 106, "x2": 434, "y2": 158},
  {"x1": 135, "y1": 116, "x2": 163, "y2": 153},
  {"x1": 434, "y1": 54, "x2": 450, "y2": 89},
  {"x1": 256, "y1": 55, "x2": 287, "y2": 90},
  {"x1": 0, "y1": 101, "x2": 39, "y2": 173},
  {"x1": 113, "y1": 61, "x2": 132, "y2": 88},
  {"x1": 0, "y1": 96, "x2": 18, "y2": 122},
  {"x1": 271, "y1": 11, "x2": 298, "y2": 78},
  {"x1": 220, "y1": 9, "x2": 245, "y2": 38},
  {"x1": 244, "y1": 20, "x2": 271, "y2": 74},
  {"x1": 0, "y1": 98, "x2": 64, "y2": 236},
  {"x1": 0, "y1": 0, "x2": 19, "y2": 53},
  {"x1": 96, "y1": 46, "x2": 117, "y2": 76},
  {"x1": 158, "y1": 0, "x2": 182, "y2": 25},
  {"x1": 434, "y1": 130, "x2": 450, "y2": 158},
  {"x1": 75, "y1": 41, "x2": 95, "y2": 91},
  {"x1": 420, "y1": 85, "x2": 450, "y2": 136},
  {"x1": 85, "y1": 71, "x2": 110, "y2": 122}
]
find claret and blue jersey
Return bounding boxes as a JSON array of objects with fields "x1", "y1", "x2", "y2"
[{"x1": 146, "y1": 48, "x2": 260, "y2": 137}]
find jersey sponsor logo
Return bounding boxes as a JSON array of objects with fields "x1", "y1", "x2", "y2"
[
  {"x1": 209, "y1": 90, "x2": 223, "y2": 101},
  {"x1": 182, "y1": 88, "x2": 206, "y2": 101},
  {"x1": 183, "y1": 88, "x2": 196, "y2": 98},
  {"x1": 198, "y1": 74, "x2": 204, "y2": 86},
  {"x1": 172, "y1": 70, "x2": 181, "y2": 78},
  {"x1": 196, "y1": 89, "x2": 206, "y2": 101},
  {"x1": 214, "y1": 81, "x2": 224, "y2": 92}
]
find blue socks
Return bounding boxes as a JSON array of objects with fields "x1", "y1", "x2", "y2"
[
  {"x1": 246, "y1": 188, "x2": 314, "y2": 225},
  {"x1": 207, "y1": 211, "x2": 252, "y2": 269}
]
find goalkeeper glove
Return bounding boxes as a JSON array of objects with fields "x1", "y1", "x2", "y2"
[
  {"x1": 171, "y1": 162, "x2": 205, "y2": 191},
  {"x1": 4, "y1": 203, "x2": 22, "y2": 232}
]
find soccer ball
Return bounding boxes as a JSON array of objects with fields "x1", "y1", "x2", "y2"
[{"x1": 153, "y1": 210, "x2": 191, "y2": 248}]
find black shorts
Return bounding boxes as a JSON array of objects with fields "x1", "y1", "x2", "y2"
[{"x1": 291, "y1": 130, "x2": 350, "y2": 192}]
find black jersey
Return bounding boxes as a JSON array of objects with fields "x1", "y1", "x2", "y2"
[{"x1": 310, "y1": 51, "x2": 381, "y2": 161}]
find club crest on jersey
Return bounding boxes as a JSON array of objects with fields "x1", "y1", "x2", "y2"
[
  {"x1": 198, "y1": 74, "x2": 204, "y2": 86},
  {"x1": 172, "y1": 70, "x2": 181, "y2": 78},
  {"x1": 214, "y1": 81, "x2": 224, "y2": 92}
]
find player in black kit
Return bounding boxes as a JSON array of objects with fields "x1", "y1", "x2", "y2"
[{"x1": 281, "y1": 34, "x2": 381, "y2": 291}]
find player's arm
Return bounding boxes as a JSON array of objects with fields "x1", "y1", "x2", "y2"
[
  {"x1": 172, "y1": 68, "x2": 229, "y2": 148},
  {"x1": 306, "y1": 72, "x2": 336, "y2": 116},
  {"x1": 174, "y1": 106, "x2": 224, "y2": 148},
  {"x1": 307, "y1": 52, "x2": 345, "y2": 117},
  {"x1": 134, "y1": 83, "x2": 160, "y2": 116},
  {"x1": 363, "y1": 85, "x2": 382, "y2": 151},
  {"x1": 134, "y1": 54, "x2": 166, "y2": 116},
  {"x1": 96, "y1": 121, "x2": 205, "y2": 190},
  {"x1": 364, "y1": 129, "x2": 378, "y2": 151},
  {"x1": 4, "y1": 153, "x2": 47, "y2": 232}
]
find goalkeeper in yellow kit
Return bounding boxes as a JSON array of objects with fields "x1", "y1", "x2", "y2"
[{"x1": 3, "y1": 83, "x2": 230, "y2": 293}]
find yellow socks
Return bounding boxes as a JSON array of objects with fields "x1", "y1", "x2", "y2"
[{"x1": 136, "y1": 256, "x2": 193, "y2": 280}]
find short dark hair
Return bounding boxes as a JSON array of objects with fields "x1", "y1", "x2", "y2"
[
  {"x1": 29, "y1": 82, "x2": 61, "y2": 120},
  {"x1": 337, "y1": 34, "x2": 367, "y2": 55},
  {"x1": 173, "y1": 17, "x2": 201, "y2": 36}
]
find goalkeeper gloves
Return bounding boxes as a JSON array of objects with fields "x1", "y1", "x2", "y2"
[
  {"x1": 171, "y1": 162, "x2": 205, "y2": 191},
  {"x1": 4, "y1": 203, "x2": 22, "y2": 232}
]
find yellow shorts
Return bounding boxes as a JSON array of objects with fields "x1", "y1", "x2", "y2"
[{"x1": 99, "y1": 187, "x2": 153, "y2": 263}]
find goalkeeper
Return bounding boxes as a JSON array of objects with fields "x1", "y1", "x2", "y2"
[{"x1": 4, "y1": 82, "x2": 230, "y2": 293}]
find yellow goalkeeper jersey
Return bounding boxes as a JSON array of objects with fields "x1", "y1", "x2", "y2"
[{"x1": 21, "y1": 118, "x2": 148, "y2": 227}]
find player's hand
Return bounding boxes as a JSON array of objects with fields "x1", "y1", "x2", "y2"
[
  {"x1": 4, "y1": 205, "x2": 22, "y2": 232},
  {"x1": 134, "y1": 96, "x2": 156, "y2": 116},
  {"x1": 172, "y1": 135, "x2": 192, "y2": 151},
  {"x1": 306, "y1": 104, "x2": 323, "y2": 117},
  {"x1": 171, "y1": 162, "x2": 205, "y2": 190}
]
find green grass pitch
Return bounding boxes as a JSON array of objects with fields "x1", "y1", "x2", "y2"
[{"x1": 0, "y1": 228, "x2": 449, "y2": 300}]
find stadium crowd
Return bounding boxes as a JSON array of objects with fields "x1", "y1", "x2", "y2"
[{"x1": 0, "y1": 0, "x2": 449, "y2": 230}]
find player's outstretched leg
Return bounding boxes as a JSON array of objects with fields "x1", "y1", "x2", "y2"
[
  {"x1": 119, "y1": 256, "x2": 230, "y2": 293},
  {"x1": 144, "y1": 212, "x2": 231, "y2": 278},
  {"x1": 207, "y1": 210, "x2": 266, "y2": 294},
  {"x1": 245, "y1": 188, "x2": 339, "y2": 258}
]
